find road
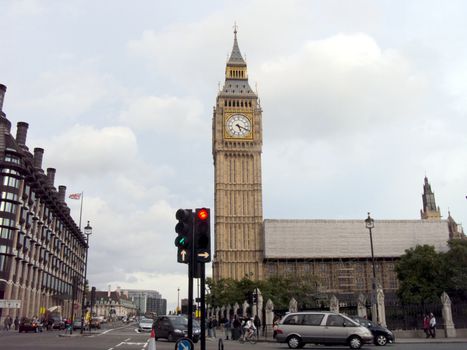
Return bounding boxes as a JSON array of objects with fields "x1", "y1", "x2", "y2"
[{"x1": 0, "y1": 323, "x2": 465, "y2": 350}]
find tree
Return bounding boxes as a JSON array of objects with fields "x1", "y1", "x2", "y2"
[
  {"x1": 206, "y1": 274, "x2": 320, "y2": 310},
  {"x1": 443, "y1": 239, "x2": 467, "y2": 300},
  {"x1": 395, "y1": 244, "x2": 444, "y2": 304}
]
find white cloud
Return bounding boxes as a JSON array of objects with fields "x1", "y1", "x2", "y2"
[
  {"x1": 258, "y1": 33, "x2": 429, "y2": 140},
  {"x1": 119, "y1": 95, "x2": 205, "y2": 137},
  {"x1": 37, "y1": 124, "x2": 138, "y2": 177}
]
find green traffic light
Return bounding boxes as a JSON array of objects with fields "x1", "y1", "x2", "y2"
[{"x1": 175, "y1": 235, "x2": 188, "y2": 248}]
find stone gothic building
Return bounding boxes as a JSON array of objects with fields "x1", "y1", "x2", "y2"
[{"x1": 212, "y1": 31, "x2": 464, "y2": 299}]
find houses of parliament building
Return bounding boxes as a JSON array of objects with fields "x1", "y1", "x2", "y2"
[{"x1": 212, "y1": 29, "x2": 464, "y2": 298}]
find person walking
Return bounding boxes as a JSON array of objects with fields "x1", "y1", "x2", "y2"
[
  {"x1": 429, "y1": 313, "x2": 436, "y2": 338},
  {"x1": 254, "y1": 314, "x2": 261, "y2": 337},
  {"x1": 223, "y1": 316, "x2": 231, "y2": 340},
  {"x1": 207, "y1": 316, "x2": 213, "y2": 338},
  {"x1": 14, "y1": 316, "x2": 19, "y2": 331},
  {"x1": 4, "y1": 315, "x2": 11, "y2": 331},
  {"x1": 423, "y1": 314, "x2": 430, "y2": 338},
  {"x1": 211, "y1": 316, "x2": 218, "y2": 338},
  {"x1": 232, "y1": 315, "x2": 241, "y2": 340}
]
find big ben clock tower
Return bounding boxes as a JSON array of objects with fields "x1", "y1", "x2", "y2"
[{"x1": 212, "y1": 28, "x2": 264, "y2": 281}]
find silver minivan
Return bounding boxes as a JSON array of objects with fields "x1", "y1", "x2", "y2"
[{"x1": 275, "y1": 311, "x2": 373, "y2": 349}]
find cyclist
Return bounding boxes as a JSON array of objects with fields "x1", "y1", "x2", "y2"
[{"x1": 242, "y1": 317, "x2": 256, "y2": 341}]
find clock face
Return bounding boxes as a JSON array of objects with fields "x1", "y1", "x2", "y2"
[{"x1": 226, "y1": 114, "x2": 252, "y2": 138}]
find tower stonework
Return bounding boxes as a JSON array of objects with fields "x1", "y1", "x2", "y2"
[
  {"x1": 420, "y1": 176, "x2": 441, "y2": 220},
  {"x1": 212, "y1": 29, "x2": 264, "y2": 281}
]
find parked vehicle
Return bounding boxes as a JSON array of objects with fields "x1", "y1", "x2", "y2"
[
  {"x1": 18, "y1": 318, "x2": 41, "y2": 333},
  {"x1": 73, "y1": 319, "x2": 83, "y2": 330},
  {"x1": 351, "y1": 316, "x2": 395, "y2": 346},
  {"x1": 50, "y1": 316, "x2": 65, "y2": 330},
  {"x1": 153, "y1": 315, "x2": 201, "y2": 343},
  {"x1": 275, "y1": 311, "x2": 373, "y2": 349}
]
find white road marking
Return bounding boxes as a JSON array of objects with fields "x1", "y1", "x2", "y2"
[{"x1": 97, "y1": 324, "x2": 132, "y2": 337}]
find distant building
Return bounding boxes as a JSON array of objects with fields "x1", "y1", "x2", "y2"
[
  {"x1": 93, "y1": 286, "x2": 136, "y2": 319},
  {"x1": 146, "y1": 296, "x2": 167, "y2": 316},
  {"x1": 0, "y1": 84, "x2": 87, "y2": 324},
  {"x1": 123, "y1": 289, "x2": 166, "y2": 315}
]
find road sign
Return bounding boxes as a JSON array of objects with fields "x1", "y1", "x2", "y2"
[
  {"x1": 175, "y1": 338, "x2": 194, "y2": 350},
  {"x1": 0, "y1": 299, "x2": 21, "y2": 308}
]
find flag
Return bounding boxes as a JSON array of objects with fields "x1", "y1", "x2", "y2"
[{"x1": 69, "y1": 193, "x2": 81, "y2": 200}]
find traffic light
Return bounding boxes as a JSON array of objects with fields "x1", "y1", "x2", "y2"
[
  {"x1": 194, "y1": 208, "x2": 211, "y2": 263},
  {"x1": 175, "y1": 209, "x2": 193, "y2": 264}
]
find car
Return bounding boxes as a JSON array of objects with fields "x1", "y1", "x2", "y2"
[
  {"x1": 138, "y1": 317, "x2": 154, "y2": 332},
  {"x1": 153, "y1": 315, "x2": 201, "y2": 343},
  {"x1": 18, "y1": 318, "x2": 42, "y2": 333},
  {"x1": 351, "y1": 316, "x2": 395, "y2": 346},
  {"x1": 274, "y1": 311, "x2": 373, "y2": 349},
  {"x1": 90, "y1": 317, "x2": 101, "y2": 329},
  {"x1": 73, "y1": 319, "x2": 83, "y2": 330}
]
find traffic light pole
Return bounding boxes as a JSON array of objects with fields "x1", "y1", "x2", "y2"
[
  {"x1": 188, "y1": 256, "x2": 193, "y2": 339},
  {"x1": 200, "y1": 263, "x2": 206, "y2": 350}
]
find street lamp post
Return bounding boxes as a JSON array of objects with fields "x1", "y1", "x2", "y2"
[
  {"x1": 364, "y1": 212, "x2": 378, "y2": 324},
  {"x1": 80, "y1": 221, "x2": 93, "y2": 334},
  {"x1": 177, "y1": 287, "x2": 180, "y2": 315}
]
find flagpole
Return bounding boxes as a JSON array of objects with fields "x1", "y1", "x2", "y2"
[{"x1": 78, "y1": 191, "x2": 84, "y2": 230}]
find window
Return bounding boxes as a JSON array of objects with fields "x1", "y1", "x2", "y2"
[
  {"x1": 1, "y1": 191, "x2": 18, "y2": 201},
  {"x1": 0, "y1": 255, "x2": 6, "y2": 272},
  {"x1": 2, "y1": 176, "x2": 20, "y2": 188},
  {"x1": 301, "y1": 314, "x2": 324, "y2": 326},
  {"x1": 0, "y1": 201, "x2": 17, "y2": 214},
  {"x1": 326, "y1": 315, "x2": 345, "y2": 327},
  {"x1": 0, "y1": 227, "x2": 12, "y2": 240},
  {"x1": 4, "y1": 155, "x2": 20, "y2": 164},
  {"x1": 284, "y1": 315, "x2": 299, "y2": 325}
]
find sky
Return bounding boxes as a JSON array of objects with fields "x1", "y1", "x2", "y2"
[{"x1": 1, "y1": 0, "x2": 466, "y2": 312}]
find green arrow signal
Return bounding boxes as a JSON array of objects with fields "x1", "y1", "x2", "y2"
[{"x1": 175, "y1": 235, "x2": 188, "y2": 248}]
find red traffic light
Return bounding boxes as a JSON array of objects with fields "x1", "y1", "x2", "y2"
[{"x1": 197, "y1": 208, "x2": 209, "y2": 221}]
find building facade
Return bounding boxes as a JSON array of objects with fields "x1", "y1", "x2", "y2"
[
  {"x1": 123, "y1": 289, "x2": 166, "y2": 316},
  {"x1": 93, "y1": 287, "x2": 136, "y2": 319},
  {"x1": 211, "y1": 32, "x2": 465, "y2": 299},
  {"x1": 0, "y1": 84, "x2": 87, "y2": 324},
  {"x1": 212, "y1": 29, "x2": 264, "y2": 281}
]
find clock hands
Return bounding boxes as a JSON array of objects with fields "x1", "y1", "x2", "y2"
[{"x1": 235, "y1": 123, "x2": 250, "y2": 132}]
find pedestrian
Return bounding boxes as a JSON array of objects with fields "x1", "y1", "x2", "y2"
[
  {"x1": 4, "y1": 315, "x2": 11, "y2": 331},
  {"x1": 211, "y1": 316, "x2": 218, "y2": 338},
  {"x1": 223, "y1": 317, "x2": 232, "y2": 340},
  {"x1": 429, "y1": 312, "x2": 436, "y2": 338},
  {"x1": 273, "y1": 314, "x2": 280, "y2": 338},
  {"x1": 14, "y1": 316, "x2": 19, "y2": 331},
  {"x1": 422, "y1": 314, "x2": 430, "y2": 338},
  {"x1": 232, "y1": 315, "x2": 241, "y2": 340},
  {"x1": 207, "y1": 316, "x2": 213, "y2": 338},
  {"x1": 254, "y1": 314, "x2": 261, "y2": 337}
]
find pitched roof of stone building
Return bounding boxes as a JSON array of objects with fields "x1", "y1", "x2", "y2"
[{"x1": 264, "y1": 219, "x2": 450, "y2": 259}]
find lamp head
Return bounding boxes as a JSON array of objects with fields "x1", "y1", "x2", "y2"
[
  {"x1": 84, "y1": 221, "x2": 93, "y2": 236},
  {"x1": 365, "y1": 212, "x2": 375, "y2": 229}
]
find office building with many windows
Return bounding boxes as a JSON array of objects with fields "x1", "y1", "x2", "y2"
[{"x1": 0, "y1": 84, "x2": 87, "y2": 324}]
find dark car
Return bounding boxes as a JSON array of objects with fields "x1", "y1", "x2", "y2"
[
  {"x1": 18, "y1": 318, "x2": 41, "y2": 333},
  {"x1": 351, "y1": 316, "x2": 395, "y2": 346},
  {"x1": 153, "y1": 315, "x2": 201, "y2": 343}
]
